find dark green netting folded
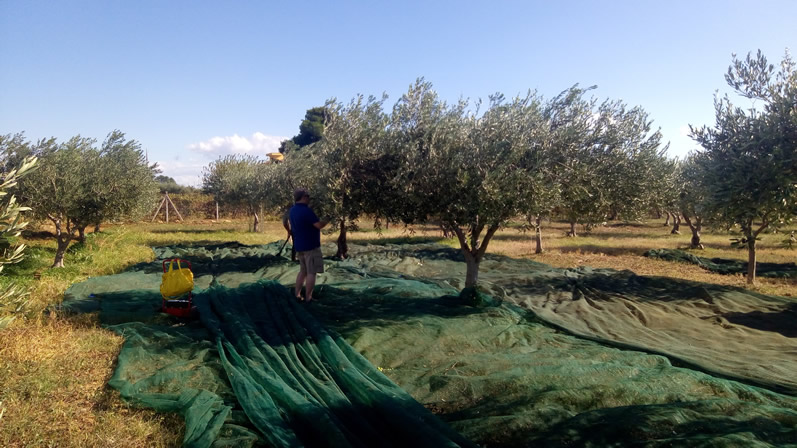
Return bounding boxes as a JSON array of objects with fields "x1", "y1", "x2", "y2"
[
  {"x1": 645, "y1": 248, "x2": 797, "y2": 278},
  {"x1": 67, "y1": 281, "x2": 474, "y2": 447},
  {"x1": 62, "y1": 242, "x2": 797, "y2": 447}
]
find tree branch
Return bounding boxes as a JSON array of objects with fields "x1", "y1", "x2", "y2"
[
  {"x1": 475, "y1": 224, "x2": 500, "y2": 261},
  {"x1": 471, "y1": 223, "x2": 484, "y2": 251},
  {"x1": 753, "y1": 217, "x2": 770, "y2": 238},
  {"x1": 681, "y1": 211, "x2": 697, "y2": 233},
  {"x1": 452, "y1": 225, "x2": 471, "y2": 254}
]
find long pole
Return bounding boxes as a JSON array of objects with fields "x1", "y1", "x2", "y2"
[
  {"x1": 278, "y1": 234, "x2": 291, "y2": 256},
  {"x1": 166, "y1": 193, "x2": 184, "y2": 222},
  {"x1": 151, "y1": 196, "x2": 166, "y2": 222}
]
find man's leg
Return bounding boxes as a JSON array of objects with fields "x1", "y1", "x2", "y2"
[
  {"x1": 295, "y1": 270, "x2": 306, "y2": 299},
  {"x1": 305, "y1": 273, "x2": 317, "y2": 301}
]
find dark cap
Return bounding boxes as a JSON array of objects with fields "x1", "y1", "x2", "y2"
[{"x1": 293, "y1": 188, "x2": 309, "y2": 202}]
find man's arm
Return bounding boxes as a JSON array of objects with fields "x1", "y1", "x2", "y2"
[{"x1": 313, "y1": 220, "x2": 328, "y2": 230}]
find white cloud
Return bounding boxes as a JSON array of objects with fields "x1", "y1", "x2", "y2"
[
  {"x1": 154, "y1": 158, "x2": 207, "y2": 187},
  {"x1": 187, "y1": 132, "x2": 287, "y2": 157}
]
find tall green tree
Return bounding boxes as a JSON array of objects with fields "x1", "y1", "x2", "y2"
[
  {"x1": 549, "y1": 86, "x2": 668, "y2": 235},
  {"x1": 202, "y1": 154, "x2": 269, "y2": 232},
  {"x1": 292, "y1": 94, "x2": 389, "y2": 258},
  {"x1": 691, "y1": 50, "x2": 797, "y2": 283},
  {"x1": 18, "y1": 136, "x2": 94, "y2": 267},
  {"x1": 279, "y1": 106, "x2": 330, "y2": 154},
  {"x1": 602, "y1": 107, "x2": 669, "y2": 223},
  {"x1": 388, "y1": 80, "x2": 548, "y2": 287},
  {"x1": 677, "y1": 154, "x2": 711, "y2": 249},
  {"x1": 75, "y1": 130, "x2": 159, "y2": 239},
  {"x1": 294, "y1": 107, "x2": 327, "y2": 147},
  {"x1": 547, "y1": 86, "x2": 604, "y2": 237}
]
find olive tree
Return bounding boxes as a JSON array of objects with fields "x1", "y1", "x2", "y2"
[
  {"x1": 650, "y1": 157, "x2": 681, "y2": 230},
  {"x1": 677, "y1": 154, "x2": 711, "y2": 249},
  {"x1": 18, "y1": 136, "x2": 94, "y2": 267},
  {"x1": 312, "y1": 95, "x2": 389, "y2": 258},
  {"x1": 545, "y1": 86, "x2": 604, "y2": 237},
  {"x1": 75, "y1": 131, "x2": 159, "y2": 240},
  {"x1": 0, "y1": 155, "x2": 37, "y2": 328},
  {"x1": 602, "y1": 110, "x2": 669, "y2": 223},
  {"x1": 691, "y1": 50, "x2": 797, "y2": 284},
  {"x1": 388, "y1": 80, "x2": 548, "y2": 287},
  {"x1": 202, "y1": 154, "x2": 269, "y2": 232},
  {"x1": 546, "y1": 84, "x2": 669, "y2": 235}
]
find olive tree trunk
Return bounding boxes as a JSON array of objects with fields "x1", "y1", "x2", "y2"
[
  {"x1": 77, "y1": 226, "x2": 86, "y2": 244},
  {"x1": 567, "y1": 221, "x2": 577, "y2": 237},
  {"x1": 744, "y1": 219, "x2": 770, "y2": 285},
  {"x1": 534, "y1": 216, "x2": 544, "y2": 254},
  {"x1": 746, "y1": 235, "x2": 757, "y2": 285},
  {"x1": 670, "y1": 214, "x2": 681, "y2": 234},
  {"x1": 682, "y1": 214, "x2": 703, "y2": 249},
  {"x1": 464, "y1": 250, "x2": 480, "y2": 287},
  {"x1": 252, "y1": 211, "x2": 260, "y2": 232},
  {"x1": 664, "y1": 211, "x2": 671, "y2": 226},
  {"x1": 335, "y1": 219, "x2": 349, "y2": 259},
  {"x1": 51, "y1": 217, "x2": 73, "y2": 268},
  {"x1": 453, "y1": 224, "x2": 500, "y2": 288}
]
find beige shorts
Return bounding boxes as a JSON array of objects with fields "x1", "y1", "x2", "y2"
[{"x1": 298, "y1": 247, "x2": 324, "y2": 275}]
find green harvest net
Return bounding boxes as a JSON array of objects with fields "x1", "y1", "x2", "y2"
[
  {"x1": 62, "y1": 242, "x2": 797, "y2": 447},
  {"x1": 645, "y1": 248, "x2": 797, "y2": 278}
]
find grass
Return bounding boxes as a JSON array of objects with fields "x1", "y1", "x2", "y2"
[
  {"x1": 0, "y1": 219, "x2": 285, "y2": 447},
  {"x1": 1, "y1": 216, "x2": 795, "y2": 446},
  {"x1": 0, "y1": 314, "x2": 183, "y2": 447}
]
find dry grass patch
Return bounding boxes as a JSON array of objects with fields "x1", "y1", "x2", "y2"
[{"x1": 0, "y1": 314, "x2": 183, "y2": 447}]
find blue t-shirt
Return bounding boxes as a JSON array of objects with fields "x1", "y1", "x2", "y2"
[{"x1": 289, "y1": 203, "x2": 321, "y2": 252}]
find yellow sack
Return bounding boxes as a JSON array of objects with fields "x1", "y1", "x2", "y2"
[{"x1": 160, "y1": 259, "x2": 194, "y2": 299}]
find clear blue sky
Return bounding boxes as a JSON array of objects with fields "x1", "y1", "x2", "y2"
[{"x1": 2, "y1": 0, "x2": 795, "y2": 185}]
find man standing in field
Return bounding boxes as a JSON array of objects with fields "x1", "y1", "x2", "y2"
[{"x1": 289, "y1": 188, "x2": 327, "y2": 302}]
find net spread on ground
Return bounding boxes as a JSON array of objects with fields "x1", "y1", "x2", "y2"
[
  {"x1": 62, "y1": 242, "x2": 797, "y2": 447},
  {"x1": 645, "y1": 248, "x2": 797, "y2": 278}
]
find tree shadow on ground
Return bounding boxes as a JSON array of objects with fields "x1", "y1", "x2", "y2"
[
  {"x1": 149, "y1": 229, "x2": 243, "y2": 235},
  {"x1": 120, "y1": 241, "x2": 291, "y2": 276},
  {"x1": 347, "y1": 235, "x2": 445, "y2": 246},
  {"x1": 574, "y1": 231, "x2": 677, "y2": 240},
  {"x1": 126, "y1": 255, "x2": 289, "y2": 277},
  {"x1": 723, "y1": 303, "x2": 797, "y2": 337},
  {"x1": 21, "y1": 229, "x2": 56, "y2": 239},
  {"x1": 309, "y1": 284, "x2": 493, "y2": 339},
  {"x1": 350, "y1": 243, "x2": 535, "y2": 266},
  {"x1": 558, "y1": 245, "x2": 646, "y2": 256},
  {"x1": 489, "y1": 233, "x2": 531, "y2": 242},
  {"x1": 606, "y1": 222, "x2": 650, "y2": 228},
  {"x1": 500, "y1": 268, "x2": 772, "y2": 306}
]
